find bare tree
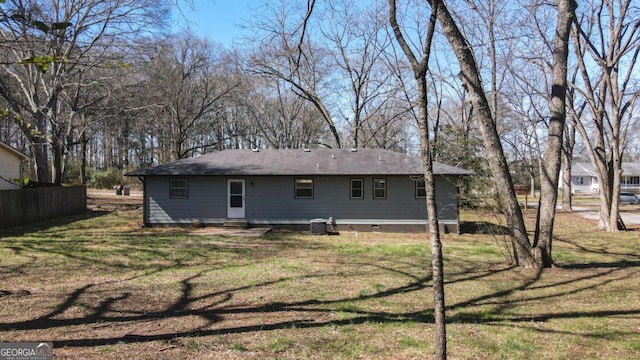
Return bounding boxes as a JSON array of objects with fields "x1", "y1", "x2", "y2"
[
  {"x1": 64, "y1": 64, "x2": 129, "y2": 183},
  {"x1": 570, "y1": 0, "x2": 640, "y2": 231},
  {"x1": 535, "y1": 0, "x2": 576, "y2": 267},
  {"x1": 425, "y1": 0, "x2": 575, "y2": 267},
  {"x1": 247, "y1": 0, "x2": 342, "y2": 148},
  {"x1": 243, "y1": 80, "x2": 328, "y2": 149},
  {"x1": 389, "y1": 1, "x2": 446, "y2": 358},
  {"x1": 145, "y1": 32, "x2": 239, "y2": 160},
  {"x1": 560, "y1": 96, "x2": 580, "y2": 211},
  {"x1": 500, "y1": 65, "x2": 547, "y2": 198},
  {"x1": 451, "y1": 0, "x2": 514, "y2": 131},
  {"x1": 0, "y1": 0, "x2": 170, "y2": 182},
  {"x1": 322, "y1": 0, "x2": 401, "y2": 148},
  {"x1": 429, "y1": 0, "x2": 535, "y2": 267}
]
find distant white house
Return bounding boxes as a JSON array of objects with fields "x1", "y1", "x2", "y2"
[
  {"x1": 0, "y1": 141, "x2": 28, "y2": 190},
  {"x1": 562, "y1": 162, "x2": 640, "y2": 194}
]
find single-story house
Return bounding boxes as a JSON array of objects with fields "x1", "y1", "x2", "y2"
[
  {"x1": 125, "y1": 148, "x2": 471, "y2": 233},
  {"x1": 562, "y1": 162, "x2": 640, "y2": 194},
  {"x1": 0, "y1": 141, "x2": 28, "y2": 190}
]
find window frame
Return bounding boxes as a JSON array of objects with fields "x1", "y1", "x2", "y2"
[
  {"x1": 295, "y1": 178, "x2": 314, "y2": 199},
  {"x1": 350, "y1": 178, "x2": 364, "y2": 199},
  {"x1": 415, "y1": 180, "x2": 426, "y2": 199},
  {"x1": 373, "y1": 178, "x2": 387, "y2": 199},
  {"x1": 575, "y1": 176, "x2": 584, "y2": 185},
  {"x1": 170, "y1": 178, "x2": 189, "y2": 199}
]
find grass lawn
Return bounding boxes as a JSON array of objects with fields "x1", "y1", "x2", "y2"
[{"x1": 1, "y1": 203, "x2": 639, "y2": 359}]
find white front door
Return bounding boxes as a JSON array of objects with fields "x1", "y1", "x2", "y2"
[{"x1": 227, "y1": 179, "x2": 245, "y2": 218}]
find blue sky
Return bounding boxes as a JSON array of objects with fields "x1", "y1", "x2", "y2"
[{"x1": 172, "y1": 0, "x2": 263, "y2": 47}]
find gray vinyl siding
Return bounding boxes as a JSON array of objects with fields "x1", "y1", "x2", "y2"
[
  {"x1": 145, "y1": 176, "x2": 227, "y2": 224},
  {"x1": 144, "y1": 175, "x2": 460, "y2": 225}
]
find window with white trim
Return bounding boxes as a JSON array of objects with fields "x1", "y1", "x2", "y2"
[
  {"x1": 623, "y1": 176, "x2": 640, "y2": 185},
  {"x1": 295, "y1": 179, "x2": 314, "y2": 198},
  {"x1": 350, "y1": 178, "x2": 363, "y2": 199},
  {"x1": 575, "y1": 176, "x2": 584, "y2": 185},
  {"x1": 170, "y1": 179, "x2": 188, "y2": 199},
  {"x1": 373, "y1": 178, "x2": 387, "y2": 199},
  {"x1": 416, "y1": 180, "x2": 426, "y2": 198}
]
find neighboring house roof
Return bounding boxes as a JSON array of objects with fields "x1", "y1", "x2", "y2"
[
  {"x1": 126, "y1": 148, "x2": 472, "y2": 177},
  {"x1": 571, "y1": 162, "x2": 640, "y2": 177},
  {"x1": 0, "y1": 141, "x2": 28, "y2": 160},
  {"x1": 571, "y1": 163, "x2": 598, "y2": 177}
]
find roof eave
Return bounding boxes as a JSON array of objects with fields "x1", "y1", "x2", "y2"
[{"x1": 0, "y1": 141, "x2": 29, "y2": 160}]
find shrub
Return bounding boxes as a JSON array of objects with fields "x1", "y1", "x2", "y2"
[{"x1": 86, "y1": 168, "x2": 123, "y2": 189}]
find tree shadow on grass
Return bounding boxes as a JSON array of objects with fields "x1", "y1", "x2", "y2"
[
  {"x1": 2, "y1": 225, "x2": 640, "y2": 352},
  {"x1": 0, "y1": 265, "x2": 436, "y2": 348},
  {"x1": 559, "y1": 260, "x2": 640, "y2": 269},
  {"x1": 0, "y1": 253, "x2": 637, "y2": 350},
  {"x1": 459, "y1": 221, "x2": 510, "y2": 235},
  {"x1": 554, "y1": 236, "x2": 640, "y2": 268}
]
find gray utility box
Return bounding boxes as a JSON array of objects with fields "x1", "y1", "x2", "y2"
[{"x1": 310, "y1": 218, "x2": 327, "y2": 234}]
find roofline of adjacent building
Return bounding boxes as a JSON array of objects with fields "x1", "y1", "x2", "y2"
[{"x1": 0, "y1": 141, "x2": 28, "y2": 160}]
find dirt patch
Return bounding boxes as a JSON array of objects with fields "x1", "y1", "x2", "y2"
[
  {"x1": 191, "y1": 227, "x2": 272, "y2": 237},
  {"x1": 87, "y1": 190, "x2": 143, "y2": 212}
]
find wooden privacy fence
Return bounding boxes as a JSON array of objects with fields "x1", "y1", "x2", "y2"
[{"x1": 0, "y1": 186, "x2": 86, "y2": 228}]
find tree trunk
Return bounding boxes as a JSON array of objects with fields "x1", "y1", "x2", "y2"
[
  {"x1": 31, "y1": 139, "x2": 50, "y2": 183},
  {"x1": 527, "y1": 146, "x2": 536, "y2": 197},
  {"x1": 388, "y1": 2, "x2": 446, "y2": 357},
  {"x1": 561, "y1": 118, "x2": 576, "y2": 211},
  {"x1": 80, "y1": 130, "x2": 88, "y2": 185},
  {"x1": 419, "y1": 77, "x2": 447, "y2": 360},
  {"x1": 534, "y1": 0, "x2": 576, "y2": 267},
  {"x1": 18, "y1": 111, "x2": 51, "y2": 183},
  {"x1": 432, "y1": 0, "x2": 535, "y2": 267},
  {"x1": 609, "y1": 160, "x2": 623, "y2": 231},
  {"x1": 561, "y1": 148, "x2": 572, "y2": 211},
  {"x1": 52, "y1": 134, "x2": 65, "y2": 184}
]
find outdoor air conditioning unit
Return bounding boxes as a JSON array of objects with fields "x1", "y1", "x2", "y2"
[{"x1": 310, "y1": 218, "x2": 327, "y2": 235}]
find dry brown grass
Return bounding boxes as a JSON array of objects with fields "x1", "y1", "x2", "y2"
[{"x1": 0, "y1": 197, "x2": 639, "y2": 359}]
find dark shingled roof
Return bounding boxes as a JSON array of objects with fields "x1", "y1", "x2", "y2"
[{"x1": 126, "y1": 148, "x2": 472, "y2": 176}]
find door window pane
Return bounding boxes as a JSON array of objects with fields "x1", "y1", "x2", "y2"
[
  {"x1": 230, "y1": 182, "x2": 243, "y2": 194},
  {"x1": 230, "y1": 195, "x2": 243, "y2": 207},
  {"x1": 229, "y1": 181, "x2": 243, "y2": 207}
]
